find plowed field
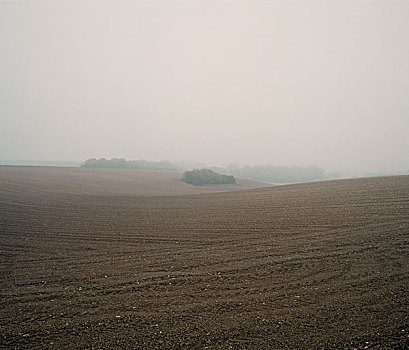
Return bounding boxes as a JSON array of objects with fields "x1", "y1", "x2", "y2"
[{"x1": 1, "y1": 167, "x2": 408, "y2": 349}]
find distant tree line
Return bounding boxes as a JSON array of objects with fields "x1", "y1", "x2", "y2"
[
  {"x1": 81, "y1": 158, "x2": 340, "y2": 184},
  {"x1": 211, "y1": 164, "x2": 340, "y2": 184},
  {"x1": 81, "y1": 158, "x2": 177, "y2": 171},
  {"x1": 183, "y1": 169, "x2": 236, "y2": 186}
]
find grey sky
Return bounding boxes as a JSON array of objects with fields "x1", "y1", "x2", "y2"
[{"x1": 1, "y1": 0, "x2": 408, "y2": 174}]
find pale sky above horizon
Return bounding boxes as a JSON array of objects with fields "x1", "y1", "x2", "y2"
[{"x1": 1, "y1": 0, "x2": 408, "y2": 174}]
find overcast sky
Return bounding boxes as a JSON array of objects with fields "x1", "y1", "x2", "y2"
[{"x1": 1, "y1": 0, "x2": 408, "y2": 174}]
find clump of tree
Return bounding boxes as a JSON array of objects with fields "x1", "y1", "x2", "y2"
[
  {"x1": 182, "y1": 169, "x2": 236, "y2": 186},
  {"x1": 81, "y1": 158, "x2": 177, "y2": 171}
]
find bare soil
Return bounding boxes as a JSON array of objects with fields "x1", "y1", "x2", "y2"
[
  {"x1": 0, "y1": 166, "x2": 268, "y2": 197},
  {"x1": 1, "y1": 167, "x2": 408, "y2": 349}
]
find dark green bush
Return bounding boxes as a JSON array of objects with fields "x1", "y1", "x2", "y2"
[{"x1": 182, "y1": 169, "x2": 236, "y2": 186}]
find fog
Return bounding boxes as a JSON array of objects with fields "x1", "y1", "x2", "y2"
[{"x1": 1, "y1": 0, "x2": 408, "y2": 175}]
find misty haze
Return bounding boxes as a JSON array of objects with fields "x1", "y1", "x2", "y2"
[
  {"x1": 1, "y1": 1, "x2": 409, "y2": 349},
  {"x1": 1, "y1": 0, "x2": 408, "y2": 174}
]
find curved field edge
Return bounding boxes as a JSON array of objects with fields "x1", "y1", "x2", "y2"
[{"x1": 0, "y1": 166, "x2": 270, "y2": 198}]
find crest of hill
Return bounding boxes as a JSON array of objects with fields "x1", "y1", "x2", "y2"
[{"x1": 0, "y1": 166, "x2": 270, "y2": 197}]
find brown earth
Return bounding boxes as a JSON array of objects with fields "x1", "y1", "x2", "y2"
[
  {"x1": 0, "y1": 167, "x2": 408, "y2": 349},
  {"x1": 0, "y1": 166, "x2": 268, "y2": 197}
]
